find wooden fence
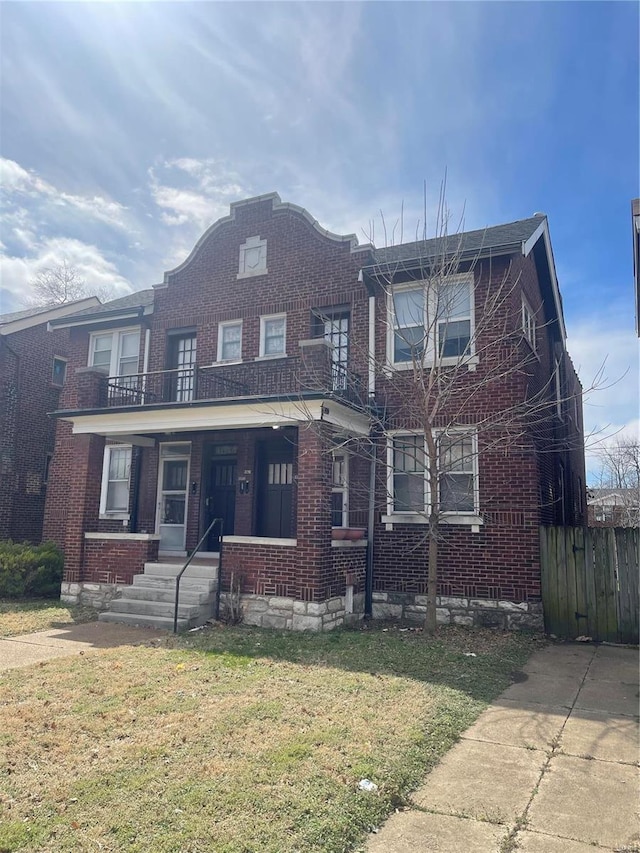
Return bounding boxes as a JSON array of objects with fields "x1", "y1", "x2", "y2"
[{"x1": 540, "y1": 526, "x2": 639, "y2": 644}]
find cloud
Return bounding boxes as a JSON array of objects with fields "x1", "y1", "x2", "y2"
[
  {"x1": 0, "y1": 158, "x2": 129, "y2": 232},
  {"x1": 148, "y1": 158, "x2": 250, "y2": 232},
  {"x1": 1, "y1": 237, "x2": 133, "y2": 308}
]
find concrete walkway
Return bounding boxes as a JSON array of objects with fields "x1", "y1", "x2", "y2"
[
  {"x1": 367, "y1": 643, "x2": 639, "y2": 852},
  {"x1": 0, "y1": 621, "x2": 166, "y2": 670}
]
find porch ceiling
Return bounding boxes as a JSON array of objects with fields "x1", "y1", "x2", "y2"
[{"x1": 60, "y1": 397, "x2": 371, "y2": 440}]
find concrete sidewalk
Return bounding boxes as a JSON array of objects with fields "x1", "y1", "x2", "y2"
[
  {"x1": 366, "y1": 643, "x2": 639, "y2": 852},
  {"x1": 0, "y1": 621, "x2": 166, "y2": 670}
]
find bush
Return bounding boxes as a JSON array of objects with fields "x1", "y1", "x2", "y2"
[{"x1": 0, "y1": 541, "x2": 64, "y2": 598}]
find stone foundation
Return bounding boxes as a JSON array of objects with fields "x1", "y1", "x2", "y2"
[
  {"x1": 372, "y1": 592, "x2": 543, "y2": 631},
  {"x1": 224, "y1": 591, "x2": 366, "y2": 631},
  {"x1": 61, "y1": 580, "x2": 125, "y2": 610}
]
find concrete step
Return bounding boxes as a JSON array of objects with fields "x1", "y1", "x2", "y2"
[
  {"x1": 107, "y1": 598, "x2": 203, "y2": 619},
  {"x1": 99, "y1": 612, "x2": 193, "y2": 631},
  {"x1": 143, "y1": 561, "x2": 218, "y2": 580},
  {"x1": 122, "y1": 584, "x2": 215, "y2": 605},
  {"x1": 132, "y1": 574, "x2": 216, "y2": 594}
]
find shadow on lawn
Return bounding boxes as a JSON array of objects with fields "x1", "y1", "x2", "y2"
[{"x1": 174, "y1": 620, "x2": 545, "y2": 704}]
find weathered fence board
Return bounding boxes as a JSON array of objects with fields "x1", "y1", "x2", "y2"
[{"x1": 540, "y1": 526, "x2": 639, "y2": 644}]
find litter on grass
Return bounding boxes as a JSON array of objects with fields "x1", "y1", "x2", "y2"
[
  {"x1": 463, "y1": 652, "x2": 477, "y2": 657},
  {"x1": 358, "y1": 779, "x2": 378, "y2": 792}
]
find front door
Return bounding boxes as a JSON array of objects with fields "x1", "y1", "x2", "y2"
[
  {"x1": 204, "y1": 456, "x2": 237, "y2": 550},
  {"x1": 256, "y1": 439, "x2": 294, "y2": 538},
  {"x1": 157, "y1": 443, "x2": 191, "y2": 552}
]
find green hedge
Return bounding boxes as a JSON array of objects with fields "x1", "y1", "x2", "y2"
[{"x1": 0, "y1": 541, "x2": 64, "y2": 598}]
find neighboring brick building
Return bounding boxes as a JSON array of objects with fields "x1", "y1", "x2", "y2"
[
  {"x1": 44, "y1": 194, "x2": 585, "y2": 630},
  {"x1": 0, "y1": 298, "x2": 99, "y2": 543},
  {"x1": 587, "y1": 488, "x2": 639, "y2": 527}
]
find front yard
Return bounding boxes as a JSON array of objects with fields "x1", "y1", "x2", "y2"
[
  {"x1": 0, "y1": 598, "x2": 96, "y2": 638},
  {"x1": 0, "y1": 618, "x2": 540, "y2": 853}
]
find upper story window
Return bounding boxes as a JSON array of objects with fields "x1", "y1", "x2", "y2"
[
  {"x1": 52, "y1": 357, "x2": 67, "y2": 387},
  {"x1": 238, "y1": 235, "x2": 267, "y2": 278},
  {"x1": 313, "y1": 308, "x2": 350, "y2": 389},
  {"x1": 389, "y1": 274, "x2": 474, "y2": 367},
  {"x1": 217, "y1": 321, "x2": 243, "y2": 362},
  {"x1": 89, "y1": 328, "x2": 141, "y2": 378},
  {"x1": 167, "y1": 331, "x2": 197, "y2": 403},
  {"x1": 522, "y1": 297, "x2": 537, "y2": 351},
  {"x1": 259, "y1": 314, "x2": 286, "y2": 358}
]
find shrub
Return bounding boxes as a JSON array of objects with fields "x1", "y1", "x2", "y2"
[{"x1": 0, "y1": 541, "x2": 64, "y2": 598}]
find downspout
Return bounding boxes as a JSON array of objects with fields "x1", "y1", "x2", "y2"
[
  {"x1": 364, "y1": 282, "x2": 376, "y2": 618},
  {"x1": 365, "y1": 436, "x2": 376, "y2": 618}
]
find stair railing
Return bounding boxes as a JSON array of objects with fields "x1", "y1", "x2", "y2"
[{"x1": 173, "y1": 517, "x2": 224, "y2": 634}]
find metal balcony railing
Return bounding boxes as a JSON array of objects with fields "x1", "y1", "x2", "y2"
[{"x1": 101, "y1": 359, "x2": 366, "y2": 410}]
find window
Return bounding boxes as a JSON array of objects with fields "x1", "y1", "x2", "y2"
[
  {"x1": 238, "y1": 235, "x2": 267, "y2": 278},
  {"x1": 99, "y1": 445, "x2": 132, "y2": 516},
  {"x1": 89, "y1": 329, "x2": 140, "y2": 378},
  {"x1": 43, "y1": 453, "x2": 53, "y2": 485},
  {"x1": 438, "y1": 434, "x2": 475, "y2": 513},
  {"x1": 167, "y1": 332, "x2": 197, "y2": 402},
  {"x1": 437, "y1": 282, "x2": 471, "y2": 358},
  {"x1": 522, "y1": 298, "x2": 537, "y2": 351},
  {"x1": 388, "y1": 431, "x2": 478, "y2": 516},
  {"x1": 331, "y1": 451, "x2": 349, "y2": 526},
  {"x1": 313, "y1": 308, "x2": 350, "y2": 389},
  {"x1": 389, "y1": 274, "x2": 474, "y2": 366},
  {"x1": 259, "y1": 314, "x2": 286, "y2": 357},
  {"x1": 217, "y1": 321, "x2": 243, "y2": 362},
  {"x1": 391, "y1": 435, "x2": 425, "y2": 512},
  {"x1": 392, "y1": 287, "x2": 425, "y2": 363},
  {"x1": 554, "y1": 356, "x2": 563, "y2": 419},
  {"x1": 52, "y1": 357, "x2": 67, "y2": 387}
]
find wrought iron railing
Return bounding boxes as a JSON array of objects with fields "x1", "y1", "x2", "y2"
[
  {"x1": 101, "y1": 359, "x2": 366, "y2": 410},
  {"x1": 173, "y1": 516, "x2": 224, "y2": 634}
]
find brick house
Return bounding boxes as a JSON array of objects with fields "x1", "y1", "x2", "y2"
[
  {"x1": 587, "y1": 488, "x2": 639, "y2": 527},
  {"x1": 43, "y1": 194, "x2": 585, "y2": 630},
  {"x1": 0, "y1": 298, "x2": 99, "y2": 543}
]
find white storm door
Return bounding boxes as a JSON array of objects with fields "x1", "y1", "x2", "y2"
[{"x1": 157, "y1": 443, "x2": 191, "y2": 551}]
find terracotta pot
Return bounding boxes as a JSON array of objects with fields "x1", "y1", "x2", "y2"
[
  {"x1": 332, "y1": 527, "x2": 348, "y2": 540},
  {"x1": 344, "y1": 527, "x2": 365, "y2": 541}
]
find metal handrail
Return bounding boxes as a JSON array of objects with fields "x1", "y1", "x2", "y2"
[{"x1": 173, "y1": 517, "x2": 224, "y2": 633}]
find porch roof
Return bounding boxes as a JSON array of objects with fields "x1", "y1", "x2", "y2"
[{"x1": 54, "y1": 394, "x2": 371, "y2": 441}]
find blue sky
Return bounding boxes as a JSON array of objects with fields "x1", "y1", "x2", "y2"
[{"x1": 1, "y1": 1, "x2": 638, "y2": 472}]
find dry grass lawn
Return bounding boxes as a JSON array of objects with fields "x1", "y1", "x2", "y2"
[
  {"x1": 0, "y1": 599, "x2": 96, "y2": 639},
  {"x1": 0, "y1": 621, "x2": 541, "y2": 853}
]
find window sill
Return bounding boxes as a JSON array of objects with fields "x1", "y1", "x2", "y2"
[
  {"x1": 382, "y1": 513, "x2": 483, "y2": 532},
  {"x1": 254, "y1": 354, "x2": 288, "y2": 362},
  {"x1": 386, "y1": 355, "x2": 479, "y2": 373},
  {"x1": 208, "y1": 360, "x2": 243, "y2": 367},
  {"x1": 99, "y1": 512, "x2": 130, "y2": 521},
  {"x1": 237, "y1": 269, "x2": 268, "y2": 279}
]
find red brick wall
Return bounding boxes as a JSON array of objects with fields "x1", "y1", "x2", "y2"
[
  {"x1": 0, "y1": 322, "x2": 73, "y2": 543},
  {"x1": 82, "y1": 537, "x2": 159, "y2": 586},
  {"x1": 222, "y1": 542, "x2": 298, "y2": 598}
]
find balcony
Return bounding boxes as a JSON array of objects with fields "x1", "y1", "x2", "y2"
[{"x1": 98, "y1": 356, "x2": 366, "y2": 411}]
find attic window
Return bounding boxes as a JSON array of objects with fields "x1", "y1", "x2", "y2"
[{"x1": 238, "y1": 235, "x2": 267, "y2": 278}]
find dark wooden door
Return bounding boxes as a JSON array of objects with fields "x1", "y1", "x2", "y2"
[
  {"x1": 205, "y1": 459, "x2": 236, "y2": 550},
  {"x1": 256, "y1": 440, "x2": 294, "y2": 538}
]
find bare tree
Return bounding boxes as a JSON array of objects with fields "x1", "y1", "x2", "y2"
[
  {"x1": 29, "y1": 259, "x2": 114, "y2": 306},
  {"x1": 296, "y1": 183, "x2": 590, "y2": 634},
  {"x1": 589, "y1": 437, "x2": 640, "y2": 526}
]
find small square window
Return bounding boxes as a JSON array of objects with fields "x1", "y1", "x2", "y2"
[{"x1": 52, "y1": 357, "x2": 67, "y2": 387}]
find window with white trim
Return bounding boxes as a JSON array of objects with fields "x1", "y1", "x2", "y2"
[
  {"x1": 89, "y1": 328, "x2": 140, "y2": 378},
  {"x1": 389, "y1": 274, "x2": 474, "y2": 366},
  {"x1": 217, "y1": 321, "x2": 243, "y2": 362},
  {"x1": 331, "y1": 451, "x2": 349, "y2": 527},
  {"x1": 259, "y1": 314, "x2": 286, "y2": 357},
  {"x1": 521, "y1": 298, "x2": 537, "y2": 351},
  {"x1": 388, "y1": 431, "x2": 478, "y2": 516},
  {"x1": 100, "y1": 445, "x2": 132, "y2": 516}
]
